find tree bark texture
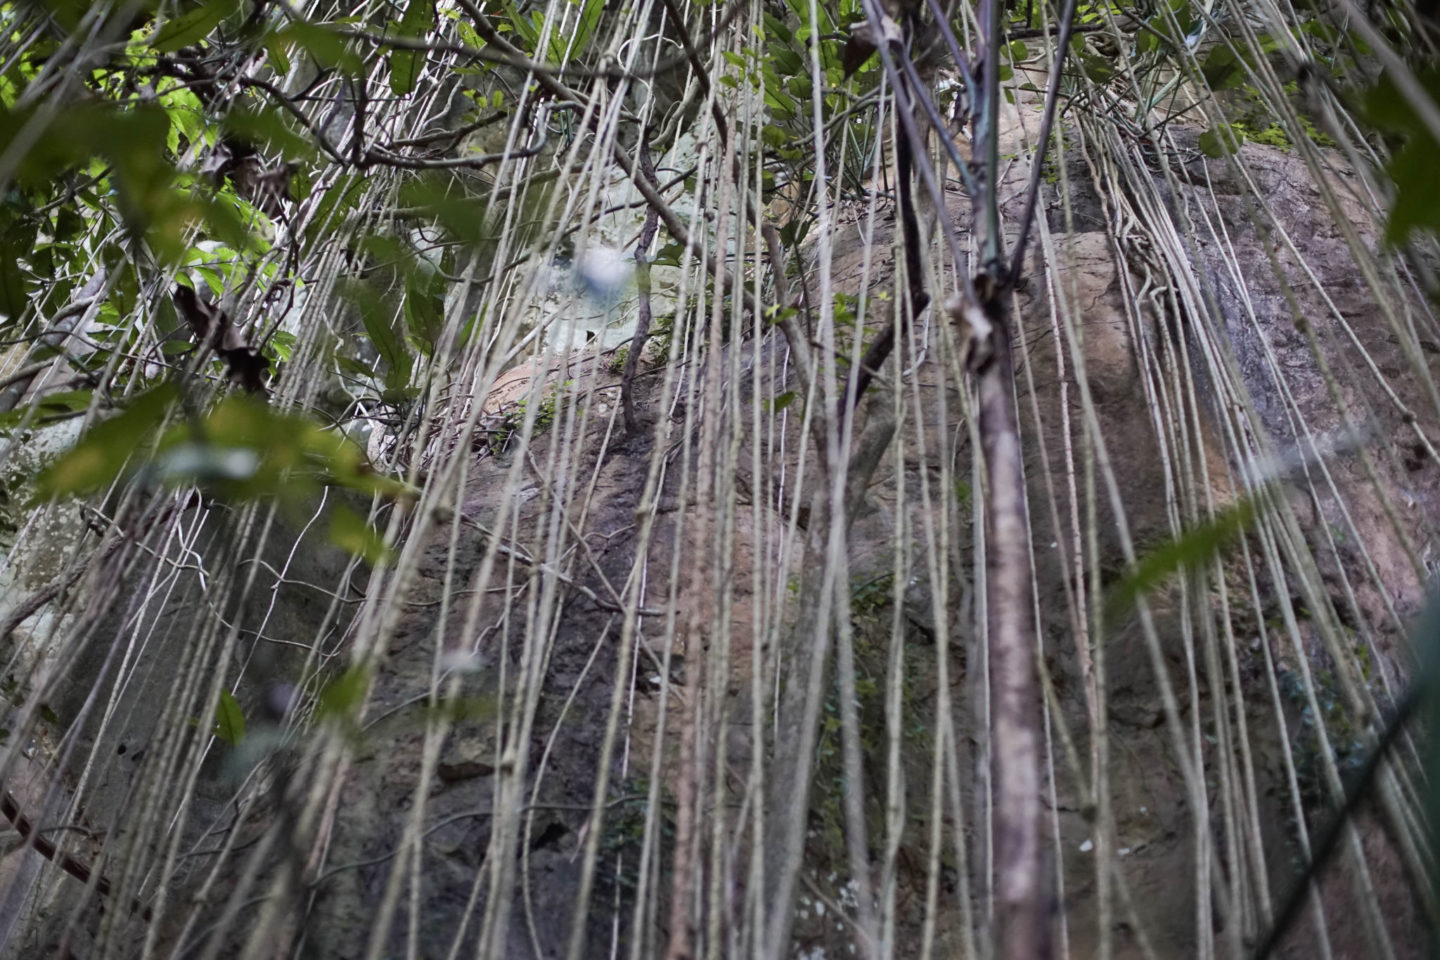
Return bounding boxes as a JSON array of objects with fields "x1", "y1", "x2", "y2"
[{"x1": 975, "y1": 297, "x2": 1049, "y2": 960}]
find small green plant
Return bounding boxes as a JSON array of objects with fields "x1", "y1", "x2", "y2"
[
  {"x1": 490, "y1": 381, "x2": 570, "y2": 450},
  {"x1": 1279, "y1": 666, "x2": 1367, "y2": 812},
  {"x1": 1041, "y1": 152, "x2": 1061, "y2": 185},
  {"x1": 598, "y1": 777, "x2": 662, "y2": 895},
  {"x1": 608, "y1": 345, "x2": 629, "y2": 375},
  {"x1": 809, "y1": 585, "x2": 932, "y2": 882},
  {"x1": 850, "y1": 574, "x2": 895, "y2": 617},
  {"x1": 649, "y1": 312, "x2": 677, "y2": 364}
]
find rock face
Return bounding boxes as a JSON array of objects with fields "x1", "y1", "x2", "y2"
[
  {"x1": 1014, "y1": 120, "x2": 1440, "y2": 957},
  {"x1": 4, "y1": 111, "x2": 1438, "y2": 958}
]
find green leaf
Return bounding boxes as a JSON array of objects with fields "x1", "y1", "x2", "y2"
[
  {"x1": 0, "y1": 102, "x2": 170, "y2": 199},
  {"x1": 548, "y1": 0, "x2": 604, "y2": 62},
  {"x1": 329, "y1": 505, "x2": 394, "y2": 565},
  {"x1": 272, "y1": 21, "x2": 365, "y2": 75},
  {"x1": 1382, "y1": 139, "x2": 1440, "y2": 244},
  {"x1": 767, "y1": 390, "x2": 797, "y2": 413},
  {"x1": 266, "y1": 37, "x2": 292, "y2": 75},
  {"x1": 404, "y1": 279, "x2": 444, "y2": 351},
  {"x1": 1078, "y1": 54, "x2": 1113, "y2": 84},
  {"x1": 0, "y1": 234, "x2": 30, "y2": 323},
  {"x1": 152, "y1": 442, "x2": 261, "y2": 485},
  {"x1": 0, "y1": 389, "x2": 93, "y2": 432},
  {"x1": 340, "y1": 279, "x2": 413, "y2": 392},
  {"x1": 124, "y1": 394, "x2": 407, "y2": 501},
  {"x1": 651, "y1": 239, "x2": 684, "y2": 267},
  {"x1": 213, "y1": 689, "x2": 246, "y2": 745},
  {"x1": 503, "y1": 0, "x2": 538, "y2": 48},
  {"x1": 198, "y1": 196, "x2": 253, "y2": 250},
  {"x1": 52, "y1": 206, "x2": 85, "y2": 242},
  {"x1": 772, "y1": 46, "x2": 803, "y2": 77},
  {"x1": 317, "y1": 664, "x2": 373, "y2": 724},
  {"x1": 305, "y1": 174, "x2": 365, "y2": 240},
  {"x1": 397, "y1": 173, "x2": 490, "y2": 247},
  {"x1": 36, "y1": 383, "x2": 177, "y2": 499},
  {"x1": 1107, "y1": 499, "x2": 1258, "y2": 617},
  {"x1": 1362, "y1": 68, "x2": 1440, "y2": 243},
  {"x1": 396, "y1": 0, "x2": 436, "y2": 38},
  {"x1": 761, "y1": 124, "x2": 790, "y2": 149},
  {"x1": 1200, "y1": 45, "x2": 1245, "y2": 91},
  {"x1": 222, "y1": 103, "x2": 316, "y2": 161},
  {"x1": 389, "y1": 48, "x2": 420, "y2": 95},
  {"x1": 762, "y1": 12, "x2": 792, "y2": 42},
  {"x1": 1361, "y1": 68, "x2": 1440, "y2": 135},
  {"x1": 269, "y1": 330, "x2": 297, "y2": 362},
  {"x1": 152, "y1": 0, "x2": 240, "y2": 53},
  {"x1": 763, "y1": 84, "x2": 798, "y2": 120},
  {"x1": 389, "y1": 0, "x2": 435, "y2": 95},
  {"x1": 427, "y1": 695, "x2": 498, "y2": 726},
  {"x1": 1198, "y1": 123, "x2": 1244, "y2": 157}
]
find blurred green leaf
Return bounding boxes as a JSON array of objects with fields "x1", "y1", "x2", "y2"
[
  {"x1": 389, "y1": 0, "x2": 435, "y2": 95},
  {"x1": 339, "y1": 278, "x2": 413, "y2": 393},
  {"x1": 329, "y1": 504, "x2": 393, "y2": 565},
  {"x1": 31, "y1": 388, "x2": 412, "y2": 503},
  {"x1": 425, "y1": 696, "x2": 498, "y2": 729},
  {"x1": 0, "y1": 234, "x2": 29, "y2": 323},
  {"x1": 767, "y1": 390, "x2": 797, "y2": 413},
  {"x1": 36, "y1": 383, "x2": 177, "y2": 499},
  {"x1": 503, "y1": 0, "x2": 539, "y2": 48},
  {"x1": 1381, "y1": 142, "x2": 1440, "y2": 244},
  {"x1": 1199, "y1": 123, "x2": 1244, "y2": 157},
  {"x1": 1108, "y1": 499, "x2": 1257, "y2": 617},
  {"x1": 222, "y1": 103, "x2": 316, "y2": 161},
  {"x1": 404, "y1": 278, "x2": 444, "y2": 352},
  {"x1": 1363, "y1": 68, "x2": 1440, "y2": 244},
  {"x1": 152, "y1": 0, "x2": 240, "y2": 53},
  {"x1": 1362, "y1": 68, "x2": 1440, "y2": 135},
  {"x1": 160, "y1": 394, "x2": 405, "y2": 499},
  {"x1": 305, "y1": 173, "x2": 365, "y2": 241},
  {"x1": 550, "y1": 0, "x2": 604, "y2": 62},
  {"x1": 397, "y1": 173, "x2": 489, "y2": 247},
  {"x1": 0, "y1": 389, "x2": 93, "y2": 432},
  {"x1": 1078, "y1": 53, "x2": 1114, "y2": 84},
  {"x1": 317, "y1": 664, "x2": 372, "y2": 725},
  {"x1": 271, "y1": 21, "x2": 365, "y2": 74},
  {"x1": 1200, "y1": 45, "x2": 1246, "y2": 91}
]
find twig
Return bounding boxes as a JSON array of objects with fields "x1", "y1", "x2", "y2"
[
  {"x1": 663, "y1": 676, "x2": 702, "y2": 960},
  {"x1": 337, "y1": 0, "x2": 747, "y2": 83},
  {"x1": 460, "y1": 2, "x2": 762, "y2": 323},
  {"x1": 836, "y1": 51, "x2": 931, "y2": 426},
  {"x1": 0, "y1": 789, "x2": 151, "y2": 922},
  {"x1": 1251, "y1": 682, "x2": 1426, "y2": 959},
  {"x1": 623, "y1": 134, "x2": 662, "y2": 434},
  {"x1": 657, "y1": 0, "x2": 730, "y2": 148},
  {"x1": 1007, "y1": 0, "x2": 1080, "y2": 280}
]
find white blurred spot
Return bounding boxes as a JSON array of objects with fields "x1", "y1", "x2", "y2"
[{"x1": 577, "y1": 246, "x2": 632, "y2": 306}]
